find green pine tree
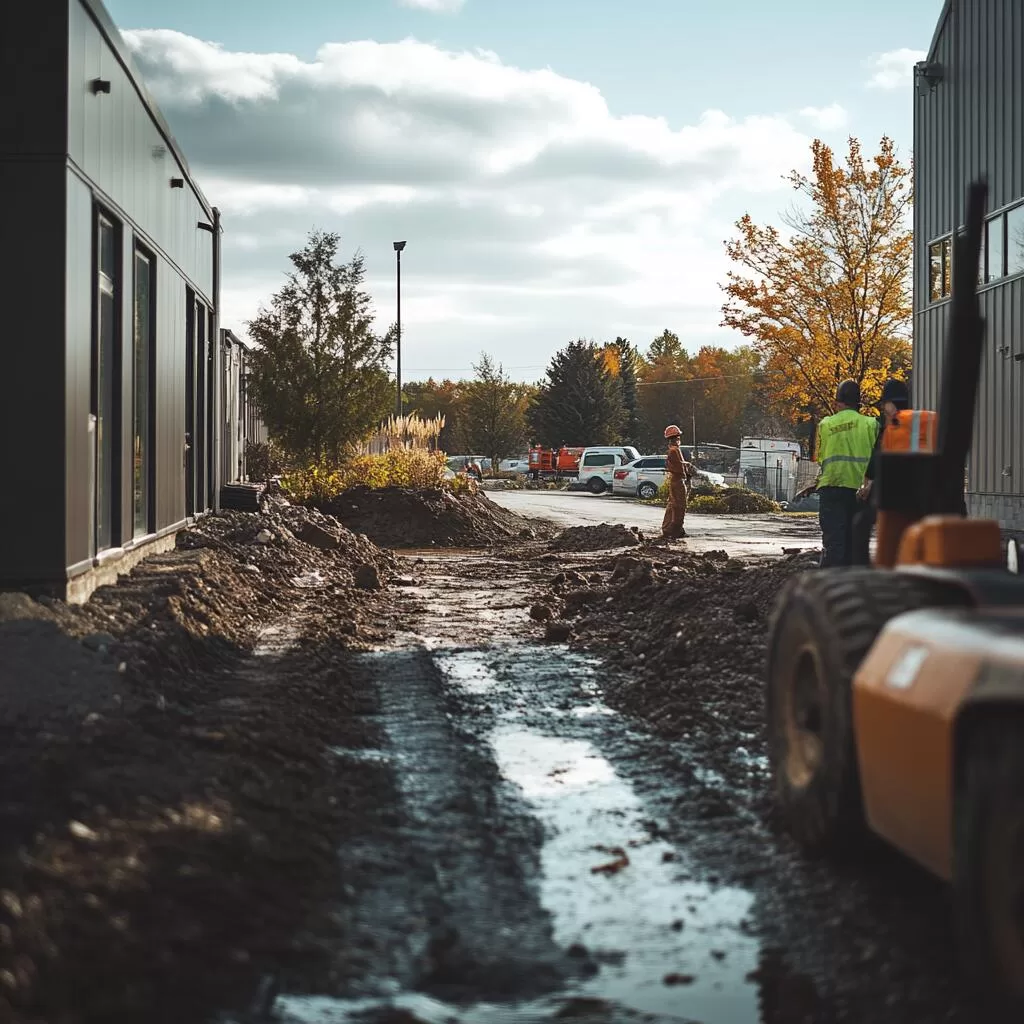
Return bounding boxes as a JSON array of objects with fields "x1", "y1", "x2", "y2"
[
  {"x1": 530, "y1": 340, "x2": 625, "y2": 447},
  {"x1": 246, "y1": 231, "x2": 395, "y2": 464}
]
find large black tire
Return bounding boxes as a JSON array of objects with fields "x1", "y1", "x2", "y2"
[
  {"x1": 586, "y1": 476, "x2": 606, "y2": 495},
  {"x1": 954, "y1": 714, "x2": 1024, "y2": 1016},
  {"x1": 766, "y1": 568, "x2": 969, "y2": 855}
]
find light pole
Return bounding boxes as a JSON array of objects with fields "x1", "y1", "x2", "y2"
[{"x1": 393, "y1": 240, "x2": 406, "y2": 417}]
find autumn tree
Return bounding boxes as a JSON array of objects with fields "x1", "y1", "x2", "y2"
[
  {"x1": 599, "y1": 337, "x2": 643, "y2": 445},
  {"x1": 247, "y1": 231, "x2": 394, "y2": 463},
  {"x1": 530, "y1": 340, "x2": 625, "y2": 447},
  {"x1": 462, "y1": 353, "x2": 530, "y2": 470},
  {"x1": 720, "y1": 136, "x2": 913, "y2": 422}
]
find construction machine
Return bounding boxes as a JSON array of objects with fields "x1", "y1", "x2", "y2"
[{"x1": 766, "y1": 179, "x2": 1024, "y2": 1013}]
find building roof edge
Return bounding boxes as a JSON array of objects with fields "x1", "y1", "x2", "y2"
[{"x1": 79, "y1": 0, "x2": 215, "y2": 221}]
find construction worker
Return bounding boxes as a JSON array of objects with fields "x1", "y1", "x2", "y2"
[
  {"x1": 852, "y1": 379, "x2": 913, "y2": 563},
  {"x1": 801, "y1": 379, "x2": 879, "y2": 567},
  {"x1": 662, "y1": 424, "x2": 695, "y2": 540},
  {"x1": 853, "y1": 379, "x2": 946, "y2": 564}
]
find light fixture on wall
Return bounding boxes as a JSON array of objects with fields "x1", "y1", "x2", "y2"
[
  {"x1": 89, "y1": 78, "x2": 111, "y2": 94},
  {"x1": 170, "y1": 178, "x2": 184, "y2": 189},
  {"x1": 915, "y1": 61, "x2": 943, "y2": 95}
]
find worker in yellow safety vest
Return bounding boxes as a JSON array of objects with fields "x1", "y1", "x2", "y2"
[
  {"x1": 852, "y1": 379, "x2": 947, "y2": 564},
  {"x1": 802, "y1": 379, "x2": 880, "y2": 567}
]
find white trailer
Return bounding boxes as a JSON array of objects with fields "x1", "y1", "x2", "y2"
[{"x1": 739, "y1": 437, "x2": 802, "y2": 503}]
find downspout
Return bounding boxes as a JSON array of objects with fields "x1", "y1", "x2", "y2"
[{"x1": 211, "y1": 206, "x2": 222, "y2": 511}]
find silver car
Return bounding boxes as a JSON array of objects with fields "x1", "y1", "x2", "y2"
[{"x1": 612, "y1": 456, "x2": 725, "y2": 499}]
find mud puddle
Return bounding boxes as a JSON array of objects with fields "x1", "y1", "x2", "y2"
[{"x1": 257, "y1": 553, "x2": 765, "y2": 1024}]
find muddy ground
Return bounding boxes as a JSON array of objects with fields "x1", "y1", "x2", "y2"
[{"x1": 0, "y1": 496, "x2": 992, "y2": 1023}]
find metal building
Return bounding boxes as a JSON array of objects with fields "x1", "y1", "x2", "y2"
[
  {"x1": 1, "y1": 0, "x2": 223, "y2": 600},
  {"x1": 914, "y1": 0, "x2": 1024, "y2": 533},
  {"x1": 220, "y1": 329, "x2": 268, "y2": 485}
]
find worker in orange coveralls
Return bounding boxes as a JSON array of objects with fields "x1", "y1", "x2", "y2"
[{"x1": 662, "y1": 424, "x2": 695, "y2": 540}]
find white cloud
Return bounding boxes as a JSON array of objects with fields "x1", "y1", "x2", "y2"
[
  {"x1": 865, "y1": 48, "x2": 926, "y2": 90},
  {"x1": 798, "y1": 103, "x2": 848, "y2": 132},
  {"x1": 122, "y1": 29, "x2": 818, "y2": 374},
  {"x1": 398, "y1": 0, "x2": 466, "y2": 11}
]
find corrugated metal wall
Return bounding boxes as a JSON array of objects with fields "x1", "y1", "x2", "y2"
[
  {"x1": 914, "y1": 0, "x2": 1024, "y2": 531},
  {"x1": 61, "y1": 0, "x2": 217, "y2": 574}
]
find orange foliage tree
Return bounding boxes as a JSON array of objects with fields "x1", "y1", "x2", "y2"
[{"x1": 720, "y1": 136, "x2": 913, "y2": 422}]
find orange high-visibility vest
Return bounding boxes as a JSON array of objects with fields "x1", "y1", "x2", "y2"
[{"x1": 880, "y1": 409, "x2": 938, "y2": 453}]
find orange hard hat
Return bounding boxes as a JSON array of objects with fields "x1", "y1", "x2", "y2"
[{"x1": 664, "y1": 424, "x2": 682, "y2": 439}]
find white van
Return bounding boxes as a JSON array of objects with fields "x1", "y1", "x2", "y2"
[{"x1": 577, "y1": 446, "x2": 641, "y2": 494}]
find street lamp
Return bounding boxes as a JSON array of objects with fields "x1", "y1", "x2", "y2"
[{"x1": 393, "y1": 240, "x2": 406, "y2": 417}]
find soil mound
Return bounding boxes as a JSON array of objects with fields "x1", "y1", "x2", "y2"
[
  {"x1": 0, "y1": 503, "x2": 399, "y2": 1023},
  {"x1": 550, "y1": 523, "x2": 644, "y2": 552},
  {"x1": 543, "y1": 548, "x2": 821, "y2": 792},
  {"x1": 319, "y1": 486, "x2": 546, "y2": 549}
]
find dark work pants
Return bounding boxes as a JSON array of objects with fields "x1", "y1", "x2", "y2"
[
  {"x1": 818, "y1": 486, "x2": 859, "y2": 568},
  {"x1": 851, "y1": 500, "x2": 875, "y2": 566}
]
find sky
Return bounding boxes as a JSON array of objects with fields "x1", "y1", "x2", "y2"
[{"x1": 105, "y1": 0, "x2": 945, "y2": 383}]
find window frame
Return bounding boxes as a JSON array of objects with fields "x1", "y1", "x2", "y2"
[
  {"x1": 131, "y1": 241, "x2": 157, "y2": 539},
  {"x1": 93, "y1": 205, "x2": 123, "y2": 553}
]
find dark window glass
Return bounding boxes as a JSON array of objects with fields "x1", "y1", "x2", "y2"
[
  {"x1": 941, "y1": 237, "x2": 952, "y2": 297},
  {"x1": 1006, "y1": 205, "x2": 1024, "y2": 276},
  {"x1": 583, "y1": 454, "x2": 615, "y2": 467},
  {"x1": 96, "y1": 214, "x2": 117, "y2": 551},
  {"x1": 132, "y1": 250, "x2": 153, "y2": 537},
  {"x1": 986, "y1": 214, "x2": 1005, "y2": 282}
]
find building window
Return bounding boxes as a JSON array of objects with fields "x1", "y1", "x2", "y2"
[
  {"x1": 132, "y1": 247, "x2": 155, "y2": 537},
  {"x1": 1006, "y1": 204, "x2": 1024, "y2": 277},
  {"x1": 928, "y1": 235, "x2": 951, "y2": 301},
  {"x1": 94, "y1": 210, "x2": 120, "y2": 552},
  {"x1": 986, "y1": 214, "x2": 1005, "y2": 282}
]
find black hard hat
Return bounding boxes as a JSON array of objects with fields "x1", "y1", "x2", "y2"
[
  {"x1": 878, "y1": 378, "x2": 910, "y2": 408},
  {"x1": 836, "y1": 379, "x2": 861, "y2": 407}
]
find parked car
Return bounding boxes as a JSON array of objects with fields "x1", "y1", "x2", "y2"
[
  {"x1": 499, "y1": 458, "x2": 531, "y2": 474},
  {"x1": 576, "y1": 446, "x2": 641, "y2": 494},
  {"x1": 612, "y1": 456, "x2": 725, "y2": 499}
]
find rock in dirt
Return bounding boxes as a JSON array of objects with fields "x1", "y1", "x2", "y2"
[
  {"x1": 544, "y1": 620, "x2": 574, "y2": 642},
  {"x1": 550, "y1": 523, "x2": 643, "y2": 552},
  {"x1": 296, "y1": 518, "x2": 342, "y2": 550},
  {"x1": 318, "y1": 486, "x2": 548, "y2": 550},
  {"x1": 529, "y1": 603, "x2": 554, "y2": 621},
  {"x1": 354, "y1": 564, "x2": 383, "y2": 590}
]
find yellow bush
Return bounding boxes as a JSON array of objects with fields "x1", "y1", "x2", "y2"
[{"x1": 281, "y1": 449, "x2": 449, "y2": 502}]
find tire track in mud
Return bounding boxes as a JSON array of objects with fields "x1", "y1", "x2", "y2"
[{"x1": 265, "y1": 554, "x2": 769, "y2": 1024}]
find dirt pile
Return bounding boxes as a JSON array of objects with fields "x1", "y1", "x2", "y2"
[
  {"x1": 318, "y1": 485, "x2": 548, "y2": 549},
  {"x1": 540, "y1": 547, "x2": 820, "y2": 795},
  {"x1": 0, "y1": 504, "x2": 400, "y2": 1023},
  {"x1": 549, "y1": 523, "x2": 644, "y2": 552}
]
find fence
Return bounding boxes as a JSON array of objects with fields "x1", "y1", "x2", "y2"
[{"x1": 738, "y1": 456, "x2": 819, "y2": 503}]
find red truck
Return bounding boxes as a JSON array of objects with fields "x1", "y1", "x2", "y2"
[{"x1": 527, "y1": 446, "x2": 583, "y2": 481}]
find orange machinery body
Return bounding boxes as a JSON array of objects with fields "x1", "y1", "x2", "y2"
[
  {"x1": 528, "y1": 446, "x2": 583, "y2": 474},
  {"x1": 852, "y1": 515, "x2": 1024, "y2": 881}
]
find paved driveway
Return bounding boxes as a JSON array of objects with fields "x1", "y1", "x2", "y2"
[{"x1": 487, "y1": 489, "x2": 821, "y2": 559}]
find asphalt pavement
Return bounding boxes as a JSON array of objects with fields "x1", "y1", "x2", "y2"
[{"x1": 486, "y1": 489, "x2": 821, "y2": 559}]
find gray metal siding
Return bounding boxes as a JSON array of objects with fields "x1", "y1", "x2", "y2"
[
  {"x1": 67, "y1": 0, "x2": 214, "y2": 304},
  {"x1": 0, "y1": 162, "x2": 68, "y2": 585},
  {"x1": 913, "y1": 0, "x2": 1024, "y2": 530}
]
